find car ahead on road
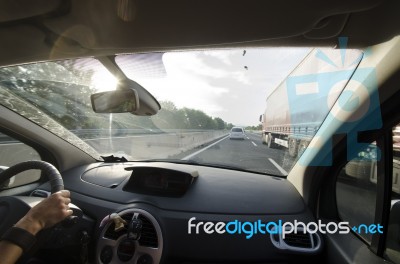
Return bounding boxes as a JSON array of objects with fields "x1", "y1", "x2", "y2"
[
  {"x1": 0, "y1": 1, "x2": 400, "y2": 264},
  {"x1": 229, "y1": 127, "x2": 246, "y2": 140}
]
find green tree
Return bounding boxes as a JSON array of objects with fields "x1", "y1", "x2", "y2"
[
  {"x1": 226, "y1": 123, "x2": 234, "y2": 130},
  {"x1": 160, "y1": 101, "x2": 178, "y2": 112},
  {"x1": 214, "y1": 117, "x2": 225, "y2": 130}
]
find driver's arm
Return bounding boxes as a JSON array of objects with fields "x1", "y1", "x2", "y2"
[{"x1": 0, "y1": 190, "x2": 73, "y2": 264}]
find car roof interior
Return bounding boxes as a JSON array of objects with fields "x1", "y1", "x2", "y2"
[{"x1": 0, "y1": 0, "x2": 399, "y2": 67}]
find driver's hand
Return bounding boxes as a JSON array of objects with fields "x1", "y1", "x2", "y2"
[{"x1": 14, "y1": 190, "x2": 73, "y2": 235}]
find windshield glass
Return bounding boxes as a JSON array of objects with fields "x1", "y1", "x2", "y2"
[{"x1": 0, "y1": 48, "x2": 362, "y2": 176}]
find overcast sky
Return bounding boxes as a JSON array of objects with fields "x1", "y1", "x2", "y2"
[{"x1": 122, "y1": 48, "x2": 311, "y2": 126}]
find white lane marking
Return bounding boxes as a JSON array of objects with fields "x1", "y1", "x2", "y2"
[
  {"x1": 182, "y1": 135, "x2": 229, "y2": 160},
  {"x1": 251, "y1": 141, "x2": 257, "y2": 147},
  {"x1": 268, "y1": 158, "x2": 288, "y2": 175},
  {"x1": 246, "y1": 137, "x2": 250, "y2": 139}
]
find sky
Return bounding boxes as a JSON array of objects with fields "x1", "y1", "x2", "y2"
[{"x1": 115, "y1": 48, "x2": 312, "y2": 126}]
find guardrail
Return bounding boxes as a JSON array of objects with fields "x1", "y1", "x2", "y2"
[
  {"x1": 68, "y1": 128, "x2": 224, "y2": 139},
  {"x1": 0, "y1": 129, "x2": 228, "y2": 161},
  {"x1": 68, "y1": 128, "x2": 163, "y2": 139},
  {"x1": 82, "y1": 130, "x2": 229, "y2": 160}
]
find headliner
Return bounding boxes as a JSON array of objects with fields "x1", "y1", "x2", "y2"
[{"x1": 0, "y1": 0, "x2": 399, "y2": 66}]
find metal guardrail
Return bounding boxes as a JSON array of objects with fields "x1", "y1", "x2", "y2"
[
  {"x1": 68, "y1": 128, "x2": 229, "y2": 140},
  {"x1": 68, "y1": 128, "x2": 162, "y2": 139},
  {"x1": 0, "y1": 129, "x2": 229, "y2": 144}
]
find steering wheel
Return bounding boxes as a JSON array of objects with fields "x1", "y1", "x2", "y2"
[{"x1": 0, "y1": 160, "x2": 78, "y2": 239}]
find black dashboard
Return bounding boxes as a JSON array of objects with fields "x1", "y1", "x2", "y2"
[{"x1": 35, "y1": 162, "x2": 322, "y2": 264}]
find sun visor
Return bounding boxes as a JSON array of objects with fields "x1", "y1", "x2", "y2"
[{"x1": 0, "y1": 0, "x2": 64, "y2": 23}]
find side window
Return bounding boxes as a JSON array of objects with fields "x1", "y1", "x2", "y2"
[
  {"x1": 336, "y1": 142, "x2": 378, "y2": 244},
  {"x1": 384, "y1": 125, "x2": 400, "y2": 263},
  {"x1": 0, "y1": 132, "x2": 41, "y2": 189}
]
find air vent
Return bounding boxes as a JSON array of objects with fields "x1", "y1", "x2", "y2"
[
  {"x1": 102, "y1": 212, "x2": 159, "y2": 248},
  {"x1": 270, "y1": 227, "x2": 321, "y2": 253},
  {"x1": 104, "y1": 225, "x2": 125, "y2": 240},
  {"x1": 122, "y1": 213, "x2": 134, "y2": 222},
  {"x1": 98, "y1": 208, "x2": 163, "y2": 264},
  {"x1": 103, "y1": 213, "x2": 133, "y2": 240},
  {"x1": 138, "y1": 214, "x2": 158, "y2": 248},
  {"x1": 283, "y1": 232, "x2": 312, "y2": 248}
]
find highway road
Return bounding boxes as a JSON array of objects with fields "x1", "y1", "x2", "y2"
[
  {"x1": 170, "y1": 132, "x2": 296, "y2": 176},
  {"x1": 0, "y1": 130, "x2": 296, "y2": 189}
]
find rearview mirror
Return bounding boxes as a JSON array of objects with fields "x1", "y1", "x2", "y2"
[{"x1": 91, "y1": 89, "x2": 139, "y2": 113}]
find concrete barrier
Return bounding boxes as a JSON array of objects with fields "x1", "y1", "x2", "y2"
[
  {"x1": 84, "y1": 130, "x2": 228, "y2": 159},
  {"x1": 0, "y1": 130, "x2": 228, "y2": 162}
]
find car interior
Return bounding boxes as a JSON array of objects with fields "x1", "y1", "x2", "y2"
[{"x1": 0, "y1": 0, "x2": 400, "y2": 264}]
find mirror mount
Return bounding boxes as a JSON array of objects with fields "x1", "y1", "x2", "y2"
[
  {"x1": 119, "y1": 79, "x2": 161, "y2": 116},
  {"x1": 91, "y1": 56, "x2": 161, "y2": 115}
]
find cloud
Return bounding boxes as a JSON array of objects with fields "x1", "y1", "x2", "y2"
[
  {"x1": 128, "y1": 48, "x2": 311, "y2": 126},
  {"x1": 202, "y1": 50, "x2": 238, "y2": 65}
]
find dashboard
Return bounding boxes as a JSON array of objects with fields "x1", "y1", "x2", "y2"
[{"x1": 34, "y1": 162, "x2": 322, "y2": 264}]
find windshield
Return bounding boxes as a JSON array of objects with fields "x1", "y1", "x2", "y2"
[{"x1": 0, "y1": 48, "x2": 362, "y2": 176}]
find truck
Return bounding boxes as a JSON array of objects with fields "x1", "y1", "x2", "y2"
[{"x1": 259, "y1": 48, "x2": 363, "y2": 157}]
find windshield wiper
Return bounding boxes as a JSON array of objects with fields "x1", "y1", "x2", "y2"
[{"x1": 101, "y1": 155, "x2": 128, "y2": 163}]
